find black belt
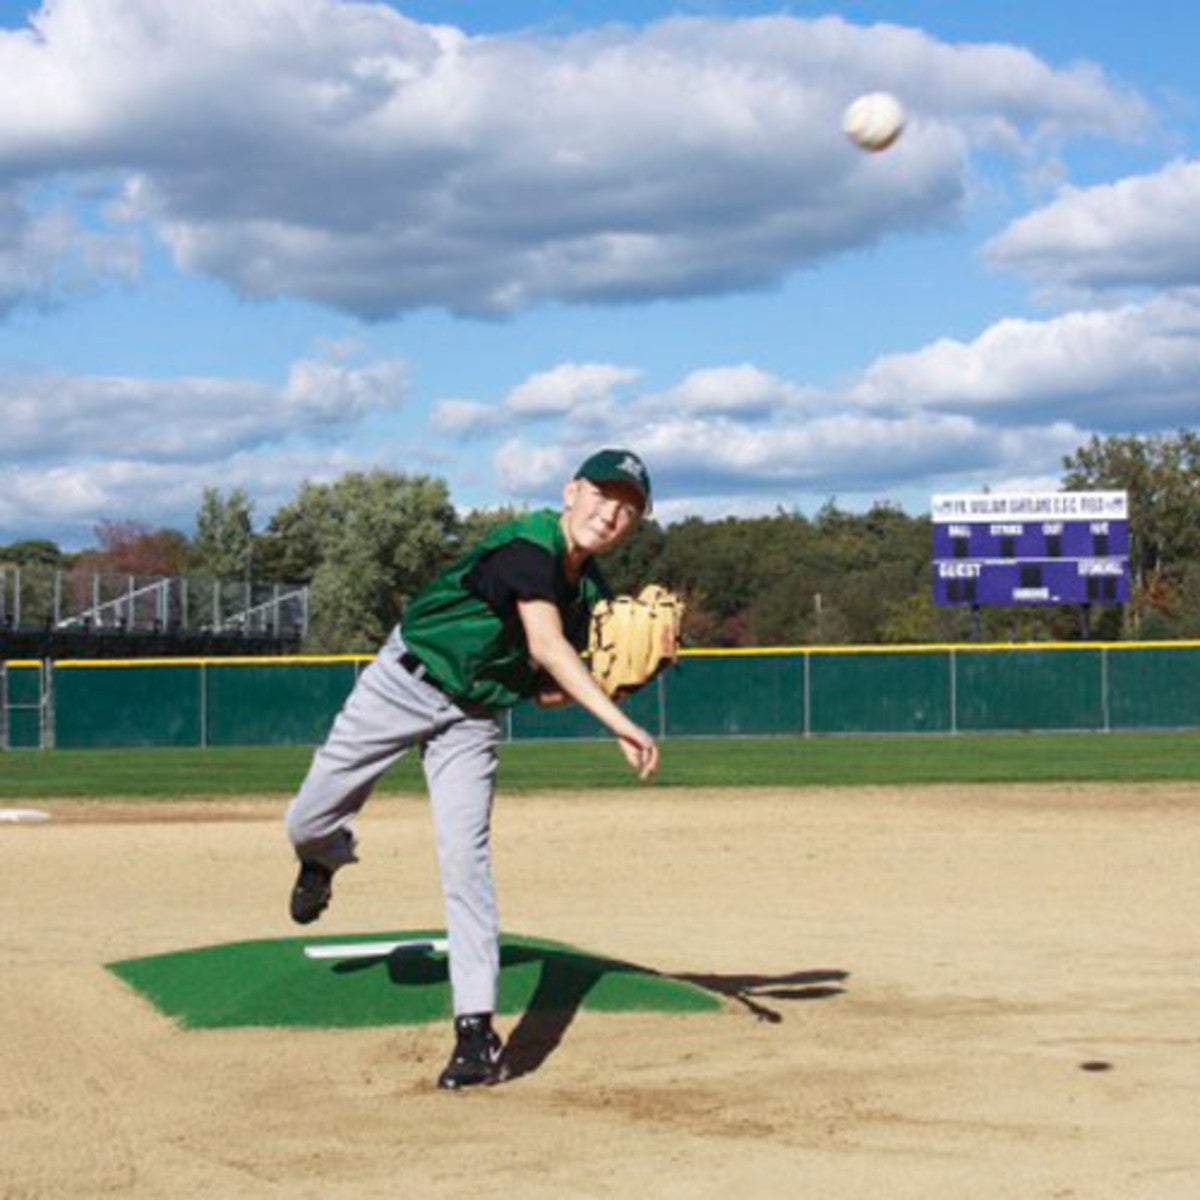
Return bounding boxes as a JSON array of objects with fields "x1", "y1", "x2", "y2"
[{"x1": 400, "y1": 649, "x2": 444, "y2": 692}]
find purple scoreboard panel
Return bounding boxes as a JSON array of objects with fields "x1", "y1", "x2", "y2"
[{"x1": 932, "y1": 491, "x2": 1129, "y2": 607}]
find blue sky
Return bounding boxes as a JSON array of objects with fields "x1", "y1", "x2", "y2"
[{"x1": 1, "y1": 1, "x2": 1199, "y2": 546}]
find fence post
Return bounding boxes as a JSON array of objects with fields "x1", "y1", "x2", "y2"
[
  {"x1": 199, "y1": 661, "x2": 208, "y2": 749},
  {"x1": 949, "y1": 647, "x2": 958, "y2": 735},
  {"x1": 41, "y1": 659, "x2": 53, "y2": 750},
  {"x1": 803, "y1": 651, "x2": 811, "y2": 737},
  {"x1": 656, "y1": 672, "x2": 667, "y2": 740},
  {"x1": 1100, "y1": 646, "x2": 1110, "y2": 732}
]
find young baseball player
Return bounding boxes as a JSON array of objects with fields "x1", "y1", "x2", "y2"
[{"x1": 283, "y1": 449, "x2": 657, "y2": 1090}]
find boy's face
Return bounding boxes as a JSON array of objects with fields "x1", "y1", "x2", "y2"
[{"x1": 562, "y1": 477, "x2": 643, "y2": 555}]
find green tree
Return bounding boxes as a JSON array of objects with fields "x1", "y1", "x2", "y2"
[
  {"x1": 192, "y1": 487, "x2": 254, "y2": 579},
  {"x1": 267, "y1": 471, "x2": 458, "y2": 651},
  {"x1": 0, "y1": 539, "x2": 65, "y2": 567},
  {"x1": 880, "y1": 592, "x2": 961, "y2": 643},
  {"x1": 454, "y1": 505, "x2": 525, "y2": 556},
  {"x1": 1063, "y1": 431, "x2": 1200, "y2": 636},
  {"x1": 598, "y1": 517, "x2": 667, "y2": 594}
]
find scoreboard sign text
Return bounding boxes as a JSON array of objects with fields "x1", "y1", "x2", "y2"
[{"x1": 931, "y1": 491, "x2": 1129, "y2": 607}]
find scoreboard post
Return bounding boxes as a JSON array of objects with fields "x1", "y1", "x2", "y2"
[{"x1": 931, "y1": 491, "x2": 1130, "y2": 610}]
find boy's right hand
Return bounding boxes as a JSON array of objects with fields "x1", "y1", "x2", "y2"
[{"x1": 618, "y1": 726, "x2": 659, "y2": 780}]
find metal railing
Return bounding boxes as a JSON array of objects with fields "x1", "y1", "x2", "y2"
[{"x1": 0, "y1": 566, "x2": 309, "y2": 639}]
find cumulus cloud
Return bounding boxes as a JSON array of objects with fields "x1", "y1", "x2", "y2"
[
  {"x1": 489, "y1": 292, "x2": 1200, "y2": 511},
  {"x1": 281, "y1": 355, "x2": 408, "y2": 421},
  {"x1": 493, "y1": 410, "x2": 1083, "y2": 514},
  {"x1": 0, "y1": 1, "x2": 1150, "y2": 318},
  {"x1": 0, "y1": 443, "x2": 412, "y2": 544},
  {"x1": 0, "y1": 338, "x2": 422, "y2": 543},
  {"x1": 986, "y1": 159, "x2": 1200, "y2": 293},
  {"x1": 0, "y1": 353, "x2": 408, "y2": 464},
  {"x1": 638, "y1": 364, "x2": 808, "y2": 420},
  {"x1": 429, "y1": 360, "x2": 639, "y2": 439},
  {"x1": 429, "y1": 397, "x2": 503, "y2": 438},
  {"x1": 0, "y1": 185, "x2": 138, "y2": 315},
  {"x1": 504, "y1": 362, "x2": 640, "y2": 416},
  {"x1": 845, "y1": 291, "x2": 1200, "y2": 428}
]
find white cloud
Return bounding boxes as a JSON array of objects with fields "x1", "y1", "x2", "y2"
[
  {"x1": 429, "y1": 397, "x2": 502, "y2": 438},
  {"x1": 987, "y1": 160, "x2": 1200, "y2": 293},
  {"x1": 429, "y1": 360, "x2": 639, "y2": 440},
  {"x1": 0, "y1": 441, "x2": 429, "y2": 546},
  {"x1": 0, "y1": 185, "x2": 138, "y2": 315},
  {"x1": 281, "y1": 355, "x2": 407, "y2": 421},
  {"x1": 491, "y1": 411, "x2": 1082, "y2": 517},
  {"x1": 433, "y1": 360, "x2": 800, "y2": 445},
  {"x1": 639, "y1": 364, "x2": 807, "y2": 419},
  {"x1": 0, "y1": 352, "x2": 408, "y2": 463},
  {"x1": 0, "y1": 2, "x2": 1150, "y2": 318},
  {"x1": 494, "y1": 439, "x2": 575, "y2": 498},
  {"x1": 845, "y1": 292, "x2": 1200, "y2": 428},
  {"x1": 484, "y1": 289, "x2": 1200, "y2": 509},
  {"x1": 504, "y1": 362, "x2": 640, "y2": 416}
]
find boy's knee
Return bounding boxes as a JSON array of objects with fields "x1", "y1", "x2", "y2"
[
  {"x1": 282, "y1": 801, "x2": 307, "y2": 849},
  {"x1": 284, "y1": 801, "x2": 358, "y2": 867}
]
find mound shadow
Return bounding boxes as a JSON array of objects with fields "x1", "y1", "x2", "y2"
[{"x1": 336, "y1": 942, "x2": 848, "y2": 1080}]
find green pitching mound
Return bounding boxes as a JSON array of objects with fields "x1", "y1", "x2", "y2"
[{"x1": 107, "y1": 931, "x2": 723, "y2": 1029}]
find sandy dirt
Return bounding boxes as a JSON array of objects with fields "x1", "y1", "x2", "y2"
[{"x1": 2, "y1": 782, "x2": 1199, "y2": 1198}]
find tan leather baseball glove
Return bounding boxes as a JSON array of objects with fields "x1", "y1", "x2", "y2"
[{"x1": 587, "y1": 584, "x2": 684, "y2": 697}]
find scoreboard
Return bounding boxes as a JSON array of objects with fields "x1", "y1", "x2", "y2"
[{"x1": 932, "y1": 491, "x2": 1129, "y2": 607}]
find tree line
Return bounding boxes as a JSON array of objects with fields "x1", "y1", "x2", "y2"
[{"x1": 5, "y1": 431, "x2": 1199, "y2": 650}]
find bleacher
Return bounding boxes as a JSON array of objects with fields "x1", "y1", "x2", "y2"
[{"x1": 0, "y1": 566, "x2": 309, "y2": 660}]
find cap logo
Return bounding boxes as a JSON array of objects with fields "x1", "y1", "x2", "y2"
[{"x1": 616, "y1": 454, "x2": 646, "y2": 481}]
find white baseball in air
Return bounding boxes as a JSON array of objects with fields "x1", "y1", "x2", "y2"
[{"x1": 842, "y1": 92, "x2": 906, "y2": 152}]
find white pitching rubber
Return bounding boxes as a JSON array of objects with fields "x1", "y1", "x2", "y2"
[
  {"x1": 303, "y1": 938, "x2": 448, "y2": 960},
  {"x1": 0, "y1": 808, "x2": 52, "y2": 824}
]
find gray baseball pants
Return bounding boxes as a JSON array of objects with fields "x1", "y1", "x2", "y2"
[{"x1": 284, "y1": 629, "x2": 502, "y2": 1017}]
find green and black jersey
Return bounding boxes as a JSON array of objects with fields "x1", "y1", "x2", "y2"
[{"x1": 399, "y1": 508, "x2": 610, "y2": 709}]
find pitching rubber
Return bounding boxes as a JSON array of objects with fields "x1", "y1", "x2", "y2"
[{"x1": 303, "y1": 938, "x2": 449, "y2": 960}]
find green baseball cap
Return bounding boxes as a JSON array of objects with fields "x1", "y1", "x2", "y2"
[{"x1": 574, "y1": 448, "x2": 652, "y2": 512}]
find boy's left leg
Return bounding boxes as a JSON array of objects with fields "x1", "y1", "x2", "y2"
[{"x1": 420, "y1": 712, "x2": 506, "y2": 1087}]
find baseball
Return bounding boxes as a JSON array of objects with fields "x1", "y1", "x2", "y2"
[{"x1": 842, "y1": 92, "x2": 906, "y2": 152}]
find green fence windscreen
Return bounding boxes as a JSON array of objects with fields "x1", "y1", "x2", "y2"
[
  {"x1": 809, "y1": 652, "x2": 951, "y2": 735},
  {"x1": 54, "y1": 664, "x2": 202, "y2": 749},
  {"x1": 27, "y1": 643, "x2": 1200, "y2": 751},
  {"x1": 512, "y1": 683, "x2": 659, "y2": 740},
  {"x1": 3, "y1": 664, "x2": 42, "y2": 749},
  {"x1": 1106, "y1": 647, "x2": 1200, "y2": 729},
  {"x1": 954, "y1": 650, "x2": 1104, "y2": 732},
  {"x1": 205, "y1": 662, "x2": 360, "y2": 747},
  {"x1": 664, "y1": 655, "x2": 803, "y2": 736}
]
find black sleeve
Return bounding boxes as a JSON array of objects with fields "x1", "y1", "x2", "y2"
[{"x1": 464, "y1": 540, "x2": 558, "y2": 618}]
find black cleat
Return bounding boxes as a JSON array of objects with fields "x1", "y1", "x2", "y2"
[
  {"x1": 289, "y1": 860, "x2": 333, "y2": 925},
  {"x1": 437, "y1": 1014, "x2": 508, "y2": 1091}
]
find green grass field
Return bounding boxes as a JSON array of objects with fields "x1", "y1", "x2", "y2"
[{"x1": 3, "y1": 731, "x2": 1200, "y2": 799}]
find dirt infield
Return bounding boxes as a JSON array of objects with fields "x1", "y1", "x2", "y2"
[{"x1": 3, "y1": 783, "x2": 1199, "y2": 1198}]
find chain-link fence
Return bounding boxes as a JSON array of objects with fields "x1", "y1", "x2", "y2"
[{"x1": 6, "y1": 640, "x2": 1200, "y2": 751}]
